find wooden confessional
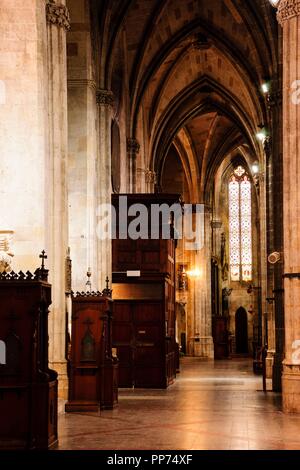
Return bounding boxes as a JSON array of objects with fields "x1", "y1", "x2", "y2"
[
  {"x1": 0, "y1": 259, "x2": 58, "y2": 450},
  {"x1": 112, "y1": 194, "x2": 180, "y2": 388},
  {"x1": 66, "y1": 292, "x2": 118, "y2": 412}
]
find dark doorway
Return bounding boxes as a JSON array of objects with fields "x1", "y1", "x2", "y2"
[{"x1": 235, "y1": 307, "x2": 248, "y2": 354}]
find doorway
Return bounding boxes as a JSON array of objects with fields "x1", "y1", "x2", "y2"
[{"x1": 235, "y1": 307, "x2": 248, "y2": 354}]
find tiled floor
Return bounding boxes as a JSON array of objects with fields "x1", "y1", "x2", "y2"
[{"x1": 57, "y1": 357, "x2": 300, "y2": 450}]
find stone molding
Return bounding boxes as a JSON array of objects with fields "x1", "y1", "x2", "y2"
[
  {"x1": 67, "y1": 79, "x2": 97, "y2": 90},
  {"x1": 277, "y1": 0, "x2": 300, "y2": 25},
  {"x1": 211, "y1": 220, "x2": 222, "y2": 229},
  {"x1": 127, "y1": 138, "x2": 140, "y2": 155},
  {"x1": 145, "y1": 170, "x2": 157, "y2": 185},
  {"x1": 0, "y1": 230, "x2": 14, "y2": 273},
  {"x1": 96, "y1": 89, "x2": 115, "y2": 107},
  {"x1": 283, "y1": 363, "x2": 300, "y2": 374},
  {"x1": 46, "y1": 1, "x2": 71, "y2": 31}
]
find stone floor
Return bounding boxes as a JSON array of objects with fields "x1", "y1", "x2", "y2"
[{"x1": 57, "y1": 357, "x2": 300, "y2": 450}]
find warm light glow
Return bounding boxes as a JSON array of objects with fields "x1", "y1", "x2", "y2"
[
  {"x1": 268, "y1": 0, "x2": 280, "y2": 7},
  {"x1": 186, "y1": 268, "x2": 201, "y2": 278},
  {"x1": 261, "y1": 82, "x2": 269, "y2": 94},
  {"x1": 252, "y1": 162, "x2": 259, "y2": 174},
  {"x1": 256, "y1": 130, "x2": 266, "y2": 142}
]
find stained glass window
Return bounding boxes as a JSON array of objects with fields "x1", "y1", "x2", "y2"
[{"x1": 229, "y1": 167, "x2": 252, "y2": 282}]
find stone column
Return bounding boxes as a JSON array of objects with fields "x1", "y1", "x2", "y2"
[
  {"x1": 46, "y1": 0, "x2": 70, "y2": 398},
  {"x1": 127, "y1": 138, "x2": 140, "y2": 193},
  {"x1": 211, "y1": 220, "x2": 223, "y2": 319},
  {"x1": 193, "y1": 207, "x2": 214, "y2": 358},
  {"x1": 277, "y1": 0, "x2": 300, "y2": 412},
  {"x1": 267, "y1": 86, "x2": 284, "y2": 391},
  {"x1": 97, "y1": 89, "x2": 114, "y2": 289},
  {"x1": 0, "y1": 0, "x2": 48, "y2": 271},
  {"x1": 67, "y1": 0, "x2": 99, "y2": 292},
  {"x1": 211, "y1": 220, "x2": 223, "y2": 259},
  {"x1": 68, "y1": 79, "x2": 99, "y2": 291},
  {"x1": 264, "y1": 136, "x2": 276, "y2": 379}
]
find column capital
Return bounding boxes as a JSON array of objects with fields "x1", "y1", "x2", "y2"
[
  {"x1": 0, "y1": 230, "x2": 14, "y2": 273},
  {"x1": 127, "y1": 138, "x2": 140, "y2": 155},
  {"x1": 277, "y1": 0, "x2": 300, "y2": 25},
  {"x1": 211, "y1": 220, "x2": 222, "y2": 229},
  {"x1": 96, "y1": 89, "x2": 115, "y2": 108},
  {"x1": 145, "y1": 169, "x2": 157, "y2": 185},
  {"x1": 68, "y1": 79, "x2": 97, "y2": 91},
  {"x1": 46, "y1": 1, "x2": 71, "y2": 31}
]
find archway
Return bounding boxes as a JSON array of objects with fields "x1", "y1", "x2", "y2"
[{"x1": 235, "y1": 307, "x2": 248, "y2": 354}]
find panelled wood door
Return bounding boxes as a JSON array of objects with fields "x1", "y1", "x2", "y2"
[{"x1": 113, "y1": 300, "x2": 166, "y2": 388}]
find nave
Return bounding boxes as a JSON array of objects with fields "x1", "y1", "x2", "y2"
[{"x1": 57, "y1": 358, "x2": 300, "y2": 451}]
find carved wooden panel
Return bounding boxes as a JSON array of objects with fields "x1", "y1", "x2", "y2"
[
  {"x1": 0, "y1": 269, "x2": 58, "y2": 450},
  {"x1": 66, "y1": 295, "x2": 118, "y2": 412}
]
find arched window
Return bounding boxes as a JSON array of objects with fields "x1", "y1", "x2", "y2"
[{"x1": 228, "y1": 165, "x2": 252, "y2": 282}]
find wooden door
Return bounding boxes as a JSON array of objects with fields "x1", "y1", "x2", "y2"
[
  {"x1": 113, "y1": 301, "x2": 165, "y2": 388},
  {"x1": 213, "y1": 317, "x2": 229, "y2": 359},
  {"x1": 134, "y1": 302, "x2": 164, "y2": 388},
  {"x1": 235, "y1": 307, "x2": 248, "y2": 354},
  {"x1": 112, "y1": 302, "x2": 133, "y2": 387}
]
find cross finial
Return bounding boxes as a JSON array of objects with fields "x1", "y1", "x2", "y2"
[{"x1": 39, "y1": 250, "x2": 47, "y2": 269}]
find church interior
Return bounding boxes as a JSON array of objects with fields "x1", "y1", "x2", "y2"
[{"x1": 1, "y1": 0, "x2": 300, "y2": 451}]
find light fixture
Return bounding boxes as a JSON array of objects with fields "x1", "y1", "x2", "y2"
[
  {"x1": 251, "y1": 161, "x2": 259, "y2": 174},
  {"x1": 268, "y1": 0, "x2": 280, "y2": 7},
  {"x1": 186, "y1": 268, "x2": 201, "y2": 278},
  {"x1": 256, "y1": 125, "x2": 267, "y2": 143},
  {"x1": 261, "y1": 82, "x2": 270, "y2": 94}
]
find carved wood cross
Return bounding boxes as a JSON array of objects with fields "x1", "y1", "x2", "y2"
[{"x1": 39, "y1": 250, "x2": 47, "y2": 269}]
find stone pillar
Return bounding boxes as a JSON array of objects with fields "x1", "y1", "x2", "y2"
[
  {"x1": 211, "y1": 220, "x2": 223, "y2": 259},
  {"x1": 264, "y1": 136, "x2": 276, "y2": 379},
  {"x1": 68, "y1": 79, "x2": 99, "y2": 291},
  {"x1": 97, "y1": 89, "x2": 114, "y2": 289},
  {"x1": 46, "y1": 0, "x2": 70, "y2": 398},
  {"x1": 67, "y1": 0, "x2": 99, "y2": 292},
  {"x1": 127, "y1": 138, "x2": 140, "y2": 193},
  {"x1": 0, "y1": 0, "x2": 48, "y2": 271},
  {"x1": 193, "y1": 207, "x2": 214, "y2": 358},
  {"x1": 267, "y1": 86, "x2": 284, "y2": 391},
  {"x1": 277, "y1": 0, "x2": 300, "y2": 412}
]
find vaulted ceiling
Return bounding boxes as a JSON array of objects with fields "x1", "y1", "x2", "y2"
[{"x1": 99, "y1": 0, "x2": 279, "y2": 198}]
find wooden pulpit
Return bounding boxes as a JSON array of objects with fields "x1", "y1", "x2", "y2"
[
  {"x1": 0, "y1": 262, "x2": 58, "y2": 450},
  {"x1": 66, "y1": 292, "x2": 118, "y2": 413}
]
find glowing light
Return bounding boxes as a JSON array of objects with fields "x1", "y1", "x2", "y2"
[
  {"x1": 186, "y1": 268, "x2": 201, "y2": 278},
  {"x1": 252, "y1": 162, "x2": 259, "y2": 174},
  {"x1": 268, "y1": 0, "x2": 280, "y2": 7},
  {"x1": 256, "y1": 129, "x2": 266, "y2": 142},
  {"x1": 261, "y1": 82, "x2": 269, "y2": 94}
]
